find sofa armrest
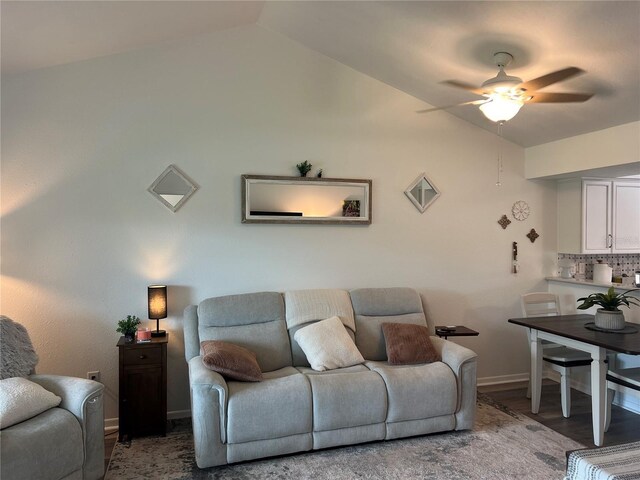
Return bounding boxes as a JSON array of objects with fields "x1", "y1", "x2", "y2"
[
  {"x1": 29, "y1": 374, "x2": 105, "y2": 480},
  {"x1": 432, "y1": 337, "x2": 477, "y2": 374},
  {"x1": 188, "y1": 356, "x2": 228, "y2": 468},
  {"x1": 431, "y1": 337, "x2": 478, "y2": 430}
]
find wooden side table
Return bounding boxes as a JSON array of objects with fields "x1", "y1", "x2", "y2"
[
  {"x1": 117, "y1": 335, "x2": 168, "y2": 441},
  {"x1": 434, "y1": 326, "x2": 479, "y2": 340}
]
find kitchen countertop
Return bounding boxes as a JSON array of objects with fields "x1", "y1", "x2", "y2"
[{"x1": 546, "y1": 277, "x2": 639, "y2": 292}]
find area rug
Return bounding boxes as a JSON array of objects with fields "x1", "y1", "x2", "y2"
[{"x1": 106, "y1": 395, "x2": 584, "y2": 479}]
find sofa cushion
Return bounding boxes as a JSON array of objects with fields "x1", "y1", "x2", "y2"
[
  {"x1": 0, "y1": 377, "x2": 61, "y2": 429},
  {"x1": 197, "y1": 292, "x2": 292, "y2": 372},
  {"x1": 201, "y1": 341, "x2": 263, "y2": 382},
  {"x1": 285, "y1": 290, "x2": 356, "y2": 367},
  {"x1": 288, "y1": 322, "x2": 357, "y2": 369},
  {"x1": 350, "y1": 288, "x2": 425, "y2": 316},
  {"x1": 366, "y1": 361, "x2": 457, "y2": 422},
  {"x1": 350, "y1": 288, "x2": 428, "y2": 361},
  {"x1": 284, "y1": 289, "x2": 355, "y2": 331},
  {"x1": 296, "y1": 364, "x2": 369, "y2": 376},
  {"x1": 382, "y1": 323, "x2": 440, "y2": 365},
  {"x1": 0, "y1": 407, "x2": 83, "y2": 480},
  {"x1": 305, "y1": 369, "x2": 387, "y2": 431},
  {"x1": 226, "y1": 367, "x2": 312, "y2": 444},
  {"x1": 356, "y1": 313, "x2": 429, "y2": 361},
  {"x1": 294, "y1": 317, "x2": 364, "y2": 371},
  {"x1": 199, "y1": 292, "x2": 283, "y2": 327}
]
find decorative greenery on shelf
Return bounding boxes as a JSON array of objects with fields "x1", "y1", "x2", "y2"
[
  {"x1": 116, "y1": 315, "x2": 142, "y2": 337},
  {"x1": 296, "y1": 160, "x2": 312, "y2": 177},
  {"x1": 577, "y1": 287, "x2": 640, "y2": 312}
]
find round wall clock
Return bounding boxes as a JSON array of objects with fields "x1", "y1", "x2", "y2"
[{"x1": 512, "y1": 200, "x2": 530, "y2": 221}]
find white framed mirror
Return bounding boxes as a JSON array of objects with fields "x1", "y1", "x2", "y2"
[
  {"x1": 242, "y1": 175, "x2": 372, "y2": 225},
  {"x1": 404, "y1": 173, "x2": 440, "y2": 213},
  {"x1": 148, "y1": 165, "x2": 198, "y2": 213}
]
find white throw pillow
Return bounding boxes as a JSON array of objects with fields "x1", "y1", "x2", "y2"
[
  {"x1": 294, "y1": 316, "x2": 365, "y2": 371},
  {"x1": 0, "y1": 377, "x2": 62, "y2": 429}
]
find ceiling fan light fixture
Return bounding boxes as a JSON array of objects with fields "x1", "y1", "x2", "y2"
[
  {"x1": 480, "y1": 69, "x2": 523, "y2": 93},
  {"x1": 479, "y1": 95, "x2": 524, "y2": 122},
  {"x1": 423, "y1": 53, "x2": 593, "y2": 124}
]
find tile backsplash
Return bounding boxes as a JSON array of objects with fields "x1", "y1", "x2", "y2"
[{"x1": 558, "y1": 253, "x2": 640, "y2": 283}]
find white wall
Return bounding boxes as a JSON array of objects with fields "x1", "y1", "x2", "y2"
[
  {"x1": 1, "y1": 25, "x2": 557, "y2": 421},
  {"x1": 525, "y1": 121, "x2": 640, "y2": 179}
]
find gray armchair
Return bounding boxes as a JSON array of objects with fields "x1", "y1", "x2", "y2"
[{"x1": 0, "y1": 316, "x2": 105, "y2": 480}]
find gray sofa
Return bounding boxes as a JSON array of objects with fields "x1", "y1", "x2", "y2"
[
  {"x1": 0, "y1": 317, "x2": 105, "y2": 480},
  {"x1": 1, "y1": 375, "x2": 105, "y2": 480},
  {"x1": 184, "y1": 287, "x2": 477, "y2": 469}
]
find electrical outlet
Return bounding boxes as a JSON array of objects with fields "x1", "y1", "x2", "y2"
[{"x1": 87, "y1": 371, "x2": 100, "y2": 382}]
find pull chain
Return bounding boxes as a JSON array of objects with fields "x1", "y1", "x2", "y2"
[{"x1": 496, "y1": 121, "x2": 504, "y2": 186}]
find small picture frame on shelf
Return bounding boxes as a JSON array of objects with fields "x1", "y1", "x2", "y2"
[{"x1": 342, "y1": 200, "x2": 360, "y2": 217}]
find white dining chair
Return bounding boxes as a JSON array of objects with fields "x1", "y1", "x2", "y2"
[
  {"x1": 521, "y1": 292, "x2": 593, "y2": 418},
  {"x1": 604, "y1": 367, "x2": 640, "y2": 432}
]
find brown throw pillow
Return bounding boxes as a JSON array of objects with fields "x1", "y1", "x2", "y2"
[
  {"x1": 201, "y1": 341, "x2": 263, "y2": 382},
  {"x1": 381, "y1": 323, "x2": 440, "y2": 365}
]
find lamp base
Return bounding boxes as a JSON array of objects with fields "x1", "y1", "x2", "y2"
[{"x1": 151, "y1": 330, "x2": 166, "y2": 337}]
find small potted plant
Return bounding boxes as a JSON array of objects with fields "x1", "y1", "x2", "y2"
[
  {"x1": 577, "y1": 287, "x2": 640, "y2": 330},
  {"x1": 116, "y1": 315, "x2": 142, "y2": 342},
  {"x1": 296, "y1": 160, "x2": 312, "y2": 177}
]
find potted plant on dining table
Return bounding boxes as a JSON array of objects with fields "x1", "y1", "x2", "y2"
[{"x1": 577, "y1": 287, "x2": 640, "y2": 331}]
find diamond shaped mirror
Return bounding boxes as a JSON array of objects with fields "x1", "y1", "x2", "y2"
[
  {"x1": 404, "y1": 173, "x2": 440, "y2": 213},
  {"x1": 148, "y1": 165, "x2": 198, "y2": 213}
]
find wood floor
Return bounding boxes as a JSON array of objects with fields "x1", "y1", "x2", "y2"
[
  {"x1": 480, "y1": 380, "x2": 640, "y2": 447},
  {"x1": 102, "y1": 380, "x2": 640, "y2": 477}
]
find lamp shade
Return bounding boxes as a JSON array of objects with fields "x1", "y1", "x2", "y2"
[
  {"x1": 148, "y1": 285, "x2": 167, "y2": 320},
  {"x1": 479, "y1": 96, "x2": 524, "y2": 123}
]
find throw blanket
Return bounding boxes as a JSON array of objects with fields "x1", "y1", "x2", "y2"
[
  {"x1": 566, "y1": 440, "x2": 640, "y2": 480},
  {"x1": 0, "y1": 316, "x2": 39, "y2": 379},
  {"x1": 284, "y1": 289, "x2": 355, "y2": 331}
]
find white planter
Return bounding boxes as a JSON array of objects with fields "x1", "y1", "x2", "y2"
[{"x1": 594, "y1": 309, "x2": 625, "y2": 330}]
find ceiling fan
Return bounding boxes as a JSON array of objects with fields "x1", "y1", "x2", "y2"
[{"x1": 418, "y1": 52, "x2": 594, "y2": 123}]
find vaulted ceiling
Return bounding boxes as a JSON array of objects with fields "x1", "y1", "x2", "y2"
[{"x1": 2, "y1": 1, "x2": 639, "y2": 147}]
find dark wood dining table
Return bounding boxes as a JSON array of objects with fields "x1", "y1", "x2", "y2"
[{"x1": 508, "y1": 313, "x2": 640, "y2": 446}]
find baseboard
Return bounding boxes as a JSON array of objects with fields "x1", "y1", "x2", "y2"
[
  {"x1": 477, "y1": 373, "x2": 530, "y2": 386},
  {"x1": 614, "y1": 390, "x2": 640, "y2": 414},
  {"x1": 168, "y1": 409, "x2": 191, "y2": 420},
  {"x1": 569, "y1": 377, "x2": 640, "y2": 415},
  {"x1": 105, "y1": 418, "x2": 118, "y2": 434},
  {"x1": 104, "y1": 409, "x2": 192, "y2": 434}
]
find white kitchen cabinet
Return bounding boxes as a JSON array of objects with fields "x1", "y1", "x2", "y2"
[
  {"x1": 613, "y1": 181, "x2": 640, "y2": 252},
  {"x1": 557, "y1": 179, "x2": 582, "y2": 254},
  {"x1": 582, "y1": 180, "x2": 612, "y2": 253},
  {"x1": 581, "y1": 179, "x2": 640, "y2": 254}
]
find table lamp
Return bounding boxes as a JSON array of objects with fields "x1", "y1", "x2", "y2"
[{"x1": 148, "y1": 285, "x2": 167, "y2": 337}]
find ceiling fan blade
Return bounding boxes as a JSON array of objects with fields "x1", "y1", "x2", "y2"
[
  {"x1": 526, "y1": 92, "x2": 594, "y2": 103},
  {"x1": 441, "y1": 80, "x2": 488, "y2": 96},
  {"x1": 416, "y1": 99, "x2": 487, "y2": 114},
  {"x1": 518, "y1": 67, "x2": 585, "y2": 92}
]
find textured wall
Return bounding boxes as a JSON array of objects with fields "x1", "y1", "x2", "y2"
[{"x1": 1, "y1": 25, "x2": 557, "y2": 421}]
